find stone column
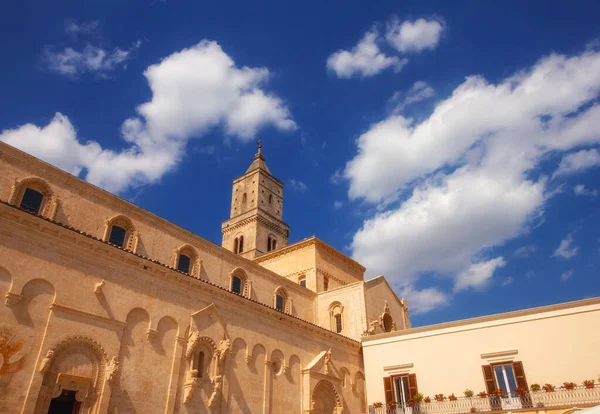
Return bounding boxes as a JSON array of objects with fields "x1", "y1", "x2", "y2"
[
  {"x1": 165, "y1": 336, "x2": 186, "y2": 414},
  {"x1": 263, "y1": 360, "x2": 273, "y2": 414}
]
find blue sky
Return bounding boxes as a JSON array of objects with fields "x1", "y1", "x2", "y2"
[{"x1": 1, "y1": 0, "x2": 600, "y2": 326}]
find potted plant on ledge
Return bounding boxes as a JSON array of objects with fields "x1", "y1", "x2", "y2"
[
  {"x1": 464, "y1": 389, "x2": 474, "y2": 398},
  {"x1": 515, "y1": 387, "x2": 526, "y2": 396},
  {"x1": 435, "y1": 394, "x2": 445, "y2": 402},
  {"x1": 543, "y1": 384, "x2": 555, "y2": 392},
  {"x1": 424, "y1": 396, "x2": 431, "y2": 403},
  {"x1": 373, "y1": 402, "x2": 382, "y2": 408},
  {"x1": 530, "y1": 384, "x2": 541, "y2": 392},
  {"x1": 583, "y1": 380, "x2": 595, "y2": 389},
  {"x1": 478, "y1": 391, "x2": 488, "y2": 399},
  {"x1": 562, "y1": 382, "x2": 576, "y2": 390},
  {"x1": 449, "y1": 393, "x2": 458, "y2": 401}
]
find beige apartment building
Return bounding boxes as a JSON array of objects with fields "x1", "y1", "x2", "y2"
[
  {"x1": 0, "y1": 141, "x2": 411, "y2": 414},
  {"x1": 363, "y1": 297, "x2": 600, "y2": 414}
]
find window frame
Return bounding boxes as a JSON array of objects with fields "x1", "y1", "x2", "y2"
[
  {"x1": 108, "y1": 225, "x2": 128, "y2": 248},
  {"x1": 19, "y1": 188, "x2": 45, "y2": 215}
]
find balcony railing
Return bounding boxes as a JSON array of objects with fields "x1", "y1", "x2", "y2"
[{"x1": 369, "y1": 386, "x2": 600, "y2": 414}]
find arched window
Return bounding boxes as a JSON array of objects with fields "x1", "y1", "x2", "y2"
[
  {"x1": 108, "y1": 225, "x2": 127, "y2": 247},
  {"x1": 234, "y1": 237, "x2": 239, "y2": 254},
  {"x1": 238, "y1": 236, "x2": 244, "y2": 253},
  {"x1": 229, "y1": 268, "x2": 250, "y2": 297},
  {"x1": 382, "y1": 313, "x2": 393, "y2": 332},
  {"x1": 231, "y1": 276, "x2": 242, "y2": 294},
  {"x1": 9, "y1": 177, "x2": 58, "y2": 219},
  {"x1": 275, "y1": 294, "x2": 285, "y2": 311},
  {"x1": 173, "y1": 245, "x2": 199, "y2": 276},
  {"x1": 104, "y1": 215, "x2": 138, "y2": 252},
  {"x1": 335, "y1": 314, "x2": 343, "y2": 333},
  {"x1": 20, "y1": 188, "x2": 44, "y2": 214},
  {"x1": 274, "y1": 287, "x2": 289, "y2": 313},
  {"x1": 178, "y1": 254, "x2": 191, "y2": 273},
  {"x1": 193, "y1": 351, "x2": 205, "y2": 376},
  {"x1": 267, "y1": 235, "x2": 277, "y2": 252},
  {"x1": 329, "y1": 302, "x2": 344, "y2": 334},
  {"x1": 299, "y1": 276, "x2": 306, "y2": 288}
]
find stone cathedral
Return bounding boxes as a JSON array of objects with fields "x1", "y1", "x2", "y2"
[{"x1": 0, "y1": 141, "x2": 410, "y2": 414}]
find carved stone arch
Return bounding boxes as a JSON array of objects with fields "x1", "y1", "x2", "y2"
[
  {"x1": 270, "y1": 348, "x2": 285, "y2": 375},
  {"x1": 9, "y1": 176, "x2": 58, "y2": 219},
  {"x1": 339, "y1": 367, "x2": 351, "y2": 388},
  {"x1": 173, "y1": 244, "x2": 201, "y2": 277},
  {"x1": 103, "y1": 214, "x2": 139, "y2": 252},
  {"x1": 35, "y1": 335, "x2": 112, "y2": 414},
  {"x1": 229, "y1": 267, "x2": 251, "y2": 297},
  {"x1": 183, "y1": 334, "x2": 217, "y2": 403},
  {"x1": 380, "y1": 301, "x2": 396, "y2": 332},
  {"x1": 231, "y1": 337, "x2": 248, "y2": 363},
  {"x1": 0, "y1": 265, "x2": 14, "y2": 305},
  {"x1": 311, "y1": 379, "x2": 343, "y2": 414}
]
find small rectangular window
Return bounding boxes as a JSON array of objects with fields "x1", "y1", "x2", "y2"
[
  {"x1": 20, "y1": 188, "x2": 44, "y2": 214},
  {"x1": 108, "y1": 226, "x2": 127, "y2": 248},
  {"x1": 178, "y1": 254, "x2": 191, "y2": 273}
]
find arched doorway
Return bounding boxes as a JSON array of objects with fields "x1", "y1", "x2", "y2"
[
  {"x1": 311, "y1": 380, "x2": 343, "y2": 414},
  {"x1": 34, "y1": 337, "x2": 108, "y2": 414}
]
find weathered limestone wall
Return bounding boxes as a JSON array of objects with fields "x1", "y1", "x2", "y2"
[
  {"x1": 254, "y1": 242, "x2": 317, "y2": 289},
  {"x1": 0, "y1": 206, "x2": 366, "y2": 413},
  {"x1": 0, "y1": 144, "x2": 315, "y2": 323},
  {"x1": 317, "y1": 283, "x2": 368, "y2": 340},
  {"x1": 364, "y1": 276, "x2": 410, "y2": 332}
]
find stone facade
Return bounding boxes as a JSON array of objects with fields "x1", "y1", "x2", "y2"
[{"x1": 0, "y1": 141, "x2": 409, "y2": 414}]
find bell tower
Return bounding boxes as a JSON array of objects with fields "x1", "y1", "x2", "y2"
[{"x1": 221, "y1": 140, "x2": 290, "y2": 259}]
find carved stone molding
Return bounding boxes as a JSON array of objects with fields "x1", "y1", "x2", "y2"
[
  {"x1": 5, "y1": 291, "x2": 23, "y2": 307},
  {"x1": 146, "y1": 329, "x2": 158, "y2": 342},
  {"x1": 106, "y1": 356, "x2": 119, "y2": 382}
]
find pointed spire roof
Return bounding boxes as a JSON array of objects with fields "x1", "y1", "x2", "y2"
[{"x1": 245, "y1": 137, "x2": 271, "y2": 174}]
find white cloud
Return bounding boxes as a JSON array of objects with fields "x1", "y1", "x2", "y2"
[
  {"x1": 64, "y1": 19, "x2": 99, "y2": 37},
  {"x1": 386, "y1": 18, "x2": 444, "y2": 53},
  {"x1": 515, "y1": 244, "x2": 537, "y2": 258},
  {"x1": 345, "y1": 49, "x2": 600, "y2": 311},
  {"x1": 501, "y1": 276, "x2": 514, "y2": 287},
  {"x1": 0, "y1": 113, "x2": 101, "y2": 176},
  {"x1": 453, "y1": 257, "x2": 506, "y2": 292},
  {"x1": 3, "y1": 40, "x2": 295, "y2": 193},
  {"x1": 553, "y1": 148, "x2": 600, "y2": 177},
  {"x1": 553, "y1": 234, "x2": 578, "y2": 259},
  {"x1": 327, "y1": 31, "x2": 407, "y2": 78},
  {"x1": 560, "y1": 269, "x2": 575, "y2": 281},
  {"x1": 574, "y1": 184, "x2": 598, "y2": 196},
  {"x1": 333, "y1": 200, "x2": 344, "y2": 209},
  {"x1": 289, "y1": 179, "x2": 308, "y2": 192},
  {"x1": 389, "y1": 81, "x2": 435, "y2": 112},
  {"x1": 43, "y1": 42, "x2": 140, "y2": 77},
  {"x1": 399, "y1": 285, "x2": 449, "y2": 315}
]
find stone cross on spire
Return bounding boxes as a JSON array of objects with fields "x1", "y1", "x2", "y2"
[{"x1": 257, "y1": 137, "x2": 263, "y2": 155}]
